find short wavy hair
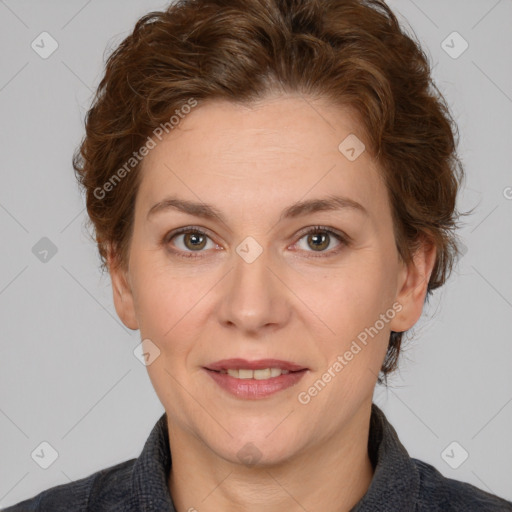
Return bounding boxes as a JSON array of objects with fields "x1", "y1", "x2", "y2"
[{"x1": 73, "y1": 0, "x2": 466, "y2": 384}]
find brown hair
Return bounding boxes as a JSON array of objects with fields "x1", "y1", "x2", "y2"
[{"x1": 73, "y1": 0, "x2": 467, "y2": 384}]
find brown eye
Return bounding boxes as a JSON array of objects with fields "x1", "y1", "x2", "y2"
[
  {"x1": 165, "y1": 228, "x2": 216, "y2": 257},
  {"x1": 306, "y1": 232, "x2": 330, "y2": 251},
  {"x1": 182, "y1": 232, "x2": 207, "y2": 251},
  {"x1": 294, "y1": 227, "x2": 347, "y2": 256}
]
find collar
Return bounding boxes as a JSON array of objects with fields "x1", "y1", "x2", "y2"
[
  {"x1": 131, "y1": 412, "x2": 175, "y2": 511},
  {"x1": 130, "y1": 403, "x2": 420, "y2": 511},
  {"x1": 350, "y1": 402, "x2": 420, "y2": 511}
]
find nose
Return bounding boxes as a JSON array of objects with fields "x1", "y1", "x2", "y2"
[{"x1": 216, "y1": 239, "x2": 291, "y2": 336}]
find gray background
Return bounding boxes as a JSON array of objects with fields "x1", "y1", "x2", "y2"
[{"x1": 0, "y1": 0, "x2": 511, "y2": 507}]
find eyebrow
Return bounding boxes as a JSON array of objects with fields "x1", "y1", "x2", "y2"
[{"x1": 146, "y1": 194, "x2": 368, "y2": 222}]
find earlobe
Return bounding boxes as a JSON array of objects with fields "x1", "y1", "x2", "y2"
[
  {"x1": 389, "y1": 236, "x2": 437, "y2": 334},
  {"x1": 108, "y1": 252, "x2": 139, "y2": 331}
]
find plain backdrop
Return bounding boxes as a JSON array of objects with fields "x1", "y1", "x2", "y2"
[{"x1": 0, "y1": 0, "x2": 511, "y2": 507}]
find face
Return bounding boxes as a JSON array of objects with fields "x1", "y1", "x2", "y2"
[{"x1": 111, "y1": 94, "x2": 434, "y2": 466}]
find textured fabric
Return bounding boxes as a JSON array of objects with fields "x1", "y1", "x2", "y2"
[{"x1": 3, "y1": 403, "x2": 511, "y2": 511}]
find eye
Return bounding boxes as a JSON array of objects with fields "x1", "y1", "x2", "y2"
[
  {"x1": 293, "y1": 226, "x2": 348, "y2": 256},
  {"x1": 163, "y1": 225, "x2": 349, "y2": 259},
  {"x1": 164, "y1": 227, "x2": 218, "y2": 258}
]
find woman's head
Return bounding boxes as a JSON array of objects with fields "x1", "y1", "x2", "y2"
[
  {"x1": 98, "y1": 94, "x2": 441, "y2": 469},
  {"x1": 73, "y1": 0, "x2": 463, "y2": 441}
]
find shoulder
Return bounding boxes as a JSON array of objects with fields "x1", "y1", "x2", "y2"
[
  {"x1": 1, "y1": 459, "x2": 136, "y2": 512},
  {"x1": 412, "y1": 458, "x2": 512, "y2": 511}
]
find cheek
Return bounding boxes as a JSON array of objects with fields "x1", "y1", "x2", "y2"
[
  {"x1": 136, "y1": 289, "x2": 201, "y2": 354},
  {"x1": 306, "y1": 277, "x2": 392, "y2": 411},
  {"x1": 308, "y1": 258, "x2": 394, "y2": 339},
  {"x1": 129, "y1": 252, "x2": 206, "y2": 338},
  {"x1": 303, "y1": 255, "x2": 395, "y2": 393}
]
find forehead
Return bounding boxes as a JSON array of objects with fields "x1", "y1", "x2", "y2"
[{"x1": 136, "y1": 95, "x2": 387, "y2": 220}]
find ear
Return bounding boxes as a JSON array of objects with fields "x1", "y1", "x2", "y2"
[
  {"x1": 389, "y1": 235, "x2": 437, "y2": 333},
  {"x1": 107, "y1": 249, "x2": 139, "y2": 330}
]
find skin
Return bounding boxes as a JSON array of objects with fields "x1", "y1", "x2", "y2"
[{"x1": 109, "y1": 94, "x2": 436, "y2": 512}]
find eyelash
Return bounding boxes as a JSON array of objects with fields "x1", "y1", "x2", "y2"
[{"x1": 163, "y1": 225, "x2": 350, "y2": 260}]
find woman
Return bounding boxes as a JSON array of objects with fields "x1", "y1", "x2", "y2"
[{"x1": 4, "y1": 0, "x2": 511, "y2": 510}]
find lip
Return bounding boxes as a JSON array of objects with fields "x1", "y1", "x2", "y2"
[
  {"x1": 205, "y1": 358, "x2": 307, "y2": 372},
  {"x1": 203, "y1": 367, "x2": 308, "y2": 399}
]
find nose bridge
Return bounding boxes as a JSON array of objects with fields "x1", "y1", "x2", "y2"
[{"x1": 218, "y1": 236, "x2": 289, "y2": 333}]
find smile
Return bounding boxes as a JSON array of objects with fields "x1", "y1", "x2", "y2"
[{"x1": 204, "y1": 367, "x2": 308, "y2": 399}]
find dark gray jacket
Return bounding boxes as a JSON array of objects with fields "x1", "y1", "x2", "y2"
[{"x1": 3, "y1": 403, "x2": 511, "y2": 511}]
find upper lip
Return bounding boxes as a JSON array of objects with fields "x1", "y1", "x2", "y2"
[{"x1": 205, "y1": 358, "x2": 307, "y2": 372}]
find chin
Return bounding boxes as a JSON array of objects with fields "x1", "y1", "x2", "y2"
[{"x1": 206, "y1": 423, "x2": 306, "y2": 467}]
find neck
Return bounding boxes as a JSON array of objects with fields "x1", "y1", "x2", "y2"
[{"x1": 167, "y1": 403, "x2": 375, "y2": 512}]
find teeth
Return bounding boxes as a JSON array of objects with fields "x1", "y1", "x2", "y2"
[
  {"x1": 223, "y1": 368, "x2": 290, "y2": 379},
  {"x1": 239, "y1": 369, "x2": 253, "y2": 379}
]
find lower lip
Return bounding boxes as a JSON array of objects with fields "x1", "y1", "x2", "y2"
[{"x1": 204, "y1": 368, "x2": 308, "y2": 399}]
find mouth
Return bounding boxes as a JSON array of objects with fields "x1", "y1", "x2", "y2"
[
  {"x1": 203, "y1": 358, "x2": 308, "y2": 399},
  {"x1": 205, "y1": 358, "x2": 307, "y2": 376}
]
